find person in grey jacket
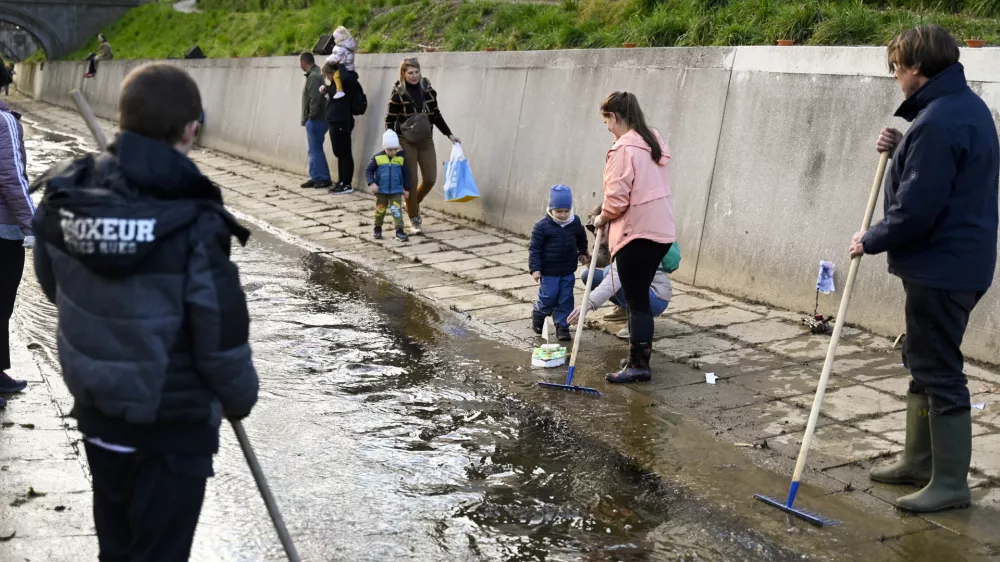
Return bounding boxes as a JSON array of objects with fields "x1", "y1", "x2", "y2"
[
  {"x1": 569, "y1": 261, "x2": 672, "y2": 340},
  {"x1": 299, "y1": 52, "x2": 331, "y2": 188},
  {"x1": 32, "y1": 64, "x2": 258, "y2": 560},
  {"x1": 0, "y1": 100, "x2": 34, "y2": 408}
]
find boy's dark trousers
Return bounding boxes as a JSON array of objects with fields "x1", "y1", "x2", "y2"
[
  {"x1": 85, "y1": 443, "x2": 211, "y2": 562},
  {"x1": 534, "y1": 274, "x2": 575, "y2": 328}
]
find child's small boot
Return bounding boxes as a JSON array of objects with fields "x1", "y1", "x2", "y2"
[
  {"x1": 556, "y1": 325, "x2": 571, "y2": 341},
  {"x1": 606, "y1": 342, "x2": 652, "y2": 383},
  {"x1": 373, "y1": 226, "x2": 383, "y2": 240},
  {"x1": 396, "y1": 228, "x2": 409, "y2": 242},
  {"x1": 532, "y1": 312, "x2": 545, "y2": 335}
]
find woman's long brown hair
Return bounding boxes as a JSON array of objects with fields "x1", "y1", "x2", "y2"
[{"x1": 600, "y1": 92, "x2": 662, "y2": 164}]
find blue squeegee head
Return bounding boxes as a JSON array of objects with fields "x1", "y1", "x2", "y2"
[{"x1": 753, "y1": 494, "x2": 836, "y2": 527}]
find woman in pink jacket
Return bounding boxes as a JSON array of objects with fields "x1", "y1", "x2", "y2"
[{"x1": 592, "y1": 92, "x2": 676, "y2": 383}]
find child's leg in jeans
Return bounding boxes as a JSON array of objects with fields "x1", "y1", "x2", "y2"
[
  {"x1": 580, "y1": 267, "x2": 606, "y2": 290},
  {"x1": 649, "y1": 289, "x2": 669, "y2": 317},
  {"x1": 552, "y1": 274, "x2": 575, "y2": 328},
  {"x1": 374, "y1": 194, "x2": 388, "y2": 228},
  {"x1": 534, "y1": 276, "x2": 559, "y2": 321},
  {"x1": 389, "y1": 194, "x2": 404, "y2": 230}
]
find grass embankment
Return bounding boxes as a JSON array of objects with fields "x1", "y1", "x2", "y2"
[{"x1": 64, "y1": 0, "x2": 1000, "y2": 61}]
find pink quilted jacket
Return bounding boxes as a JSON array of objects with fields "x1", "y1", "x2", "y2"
[{"x1": 600, "y1": 128, "x2": 675, "y2": 256}]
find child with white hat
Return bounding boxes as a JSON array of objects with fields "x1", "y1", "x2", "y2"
[{"x1": 365, "y1": 130, "x2": 411, "y2": 241}]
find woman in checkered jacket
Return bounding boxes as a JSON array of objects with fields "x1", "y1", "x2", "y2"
[{"x1": 383, "y1": 57, "x2": 460, "y2": 235}]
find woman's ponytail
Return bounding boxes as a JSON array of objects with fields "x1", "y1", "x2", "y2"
[{"x1": 600, "y1": 92, "x2": 662, "y2": 164}]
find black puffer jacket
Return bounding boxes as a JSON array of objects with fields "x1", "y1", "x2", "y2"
[
  {"x1": 32, "y1": 132, "x2": 259, "y2": 455},
  {"x1": 325, "y1": 69, "x2": 360, "y2": 124},
  {"x1": 529, "y1": 214, "x2": 588, "y2": 277}
]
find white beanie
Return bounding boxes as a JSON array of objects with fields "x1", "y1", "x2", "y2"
[{"x1": 383, "y1": 130, "x2": 401, "y2": 150}]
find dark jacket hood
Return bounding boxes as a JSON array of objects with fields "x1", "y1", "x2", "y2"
[
  {"x1": 32, "y1": 132, "x2": 249, "y2": 277},
  {"x1": 895, "y1": 63, "x2": 968, "y2": 122},
  {"x1": 113, "y1": 132, "x2": 223, "y2": 201}
]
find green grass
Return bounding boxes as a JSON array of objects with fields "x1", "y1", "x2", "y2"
[{"x1": 61, "y1": 0, "x2": 1000, "y2": 61}]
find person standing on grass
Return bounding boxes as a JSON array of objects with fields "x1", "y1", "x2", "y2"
[
  {"x1": 299, "y1": 52, "x2": 332, "y2": 189},
  {"x1": 0, "y1": 100, "x2": 33, "y2": 410},
  {"x1": 854, "y1": 25, "x2": 998, "y2": 513},
  {"x1": 32, "y1": 63, "x2": 259, "y2": 559},
  {"x1": 321, "y1": 60, "x2": 359, "y2": 194},
  {"x1": 592, "y1": 92, "x2": 675, "y2": 384},
  {"x1": 384, "y1": 58, "x2": 460, "y2": 235}
]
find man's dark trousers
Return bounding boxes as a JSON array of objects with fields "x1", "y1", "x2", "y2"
[
  {"x1": 903, "y1": 282, "x2": 984, "y2": 415},
  {"x1": 85, "y1": 443, "x2": 211, "y2": 561}
]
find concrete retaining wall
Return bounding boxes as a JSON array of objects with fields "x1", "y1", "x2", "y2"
[{"x1": 15, "y1": 47, "x2": 1000, "y2": 364}]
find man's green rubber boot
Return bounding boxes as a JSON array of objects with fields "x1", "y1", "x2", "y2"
[
  {"x1": 870, "y1": 393, "x2": 932, "y2": 486},
  {"x1": 895, "y1": 409, "x2": 972, "y2": 513}
]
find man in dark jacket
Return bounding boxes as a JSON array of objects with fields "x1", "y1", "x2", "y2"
[
  {"x1": 0, "y1": 100, "x2": 34, "y2": 408},
  {"x1": 852, "y1": 25, "x2": 999, "y2": 513},
  {"x1": 32, "y1": 63, "x2": 259, "y2": 560},
  {"x1": 322, "y1": 60, "x2": 360, "y2": 194},
  {"x1": 299, "y1": 52, "x2": 331, "y2": 189}
]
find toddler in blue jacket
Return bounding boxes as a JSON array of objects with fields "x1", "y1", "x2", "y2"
[
  {"x1": 529, "y1": 184, "x2": 589, "y2": 341},
  {"x1": 366, "y1": 130, "x2": 411, "y2": 242}
]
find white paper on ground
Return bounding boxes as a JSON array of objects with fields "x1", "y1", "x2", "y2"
[
  {"x1": 706, "y1": 373, "x2": 718, "y2": 385},
  {"x1": 973, "y1": 402, "x2": 986, "y2": 410}
]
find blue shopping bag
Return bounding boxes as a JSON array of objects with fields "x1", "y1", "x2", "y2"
[{"x1": 443, "y1": 143, "x2": 480, "y2": 203}]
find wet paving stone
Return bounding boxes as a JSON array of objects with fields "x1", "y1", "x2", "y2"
[
  {"x1": 674, "y1": 306, "x2": 765, "y2": 328},
  {"x1": 785, "y1": 385, "x2": 906, "y2": 422},
  {"x1": 770, "y1": 424, "x2": 902, "y2": 469},
  {"x1": 719, "y1": 318, "x2": 805, "y2": 344},
  {"x1": 766, "y1": 335, "x2": 865, "y2": 361}
]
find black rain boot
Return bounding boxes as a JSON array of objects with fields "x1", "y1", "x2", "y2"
[
  {"x1": 373, "y1": 226, "x2": 383, "y2": 240},
  {"x1": 396, "y1": 228, "x2": 409, "y2": 242},
  {"x1": 556, "y1": 325, "x2": 571, "y2": 341},
  {"x1": 870, "y1": 393, "x2": 931, "y2": 486},
  {"x1": 0, "y1": 372, "x2": 27, "y2": 393},
  {"x1": 895, "y1": 409, "x2": 972, "y2": 513},
  {"x1": 606, "y1": 342, "x2": 651, "y2": 383},
  {"x1": 532, "y1": 312, "x2": 545, "y2": 335}
]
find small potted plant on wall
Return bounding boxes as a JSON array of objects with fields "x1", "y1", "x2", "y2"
[
  {"x1": 776, "y1": 39, "x2": 795, "y2": 46},
  {"x1": 965, "y1": 39, "x2": 987, "y2": 48}
]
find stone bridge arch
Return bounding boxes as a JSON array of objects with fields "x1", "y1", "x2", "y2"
[
  {"x1": 0, "y1": 6, "x2": 63, "y2": 60},
  {"x1": 0, "y1": 0, "x2": 149, "y2": 60}
]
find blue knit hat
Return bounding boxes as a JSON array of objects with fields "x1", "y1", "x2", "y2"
[{"x1": 548, "y1": 184, "x2": 573, "y2": 210}]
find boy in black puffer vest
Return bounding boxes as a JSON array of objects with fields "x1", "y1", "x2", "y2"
[
  {"x1": 529, "y1": 184, "x2": 589, "y2": 341},
  {"x1": 32, "y1": 63, "x2": 259, "y2": 561}
]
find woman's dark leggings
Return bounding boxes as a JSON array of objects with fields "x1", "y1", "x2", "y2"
[
  {"x1": 0, "y1": 239, "x2": 25, "y2": 371},
  {"x1": 615, "y1": 239, "x2": 671, "y2": 345}
]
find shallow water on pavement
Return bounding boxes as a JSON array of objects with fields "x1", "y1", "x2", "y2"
[{"x1": 13, "y1": 121, "x2": 806, "y2": 561}]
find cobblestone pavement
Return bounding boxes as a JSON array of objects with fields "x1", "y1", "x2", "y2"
[{"x1": 5, "y1": 95, "x2": 1000, "y2": 557}]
